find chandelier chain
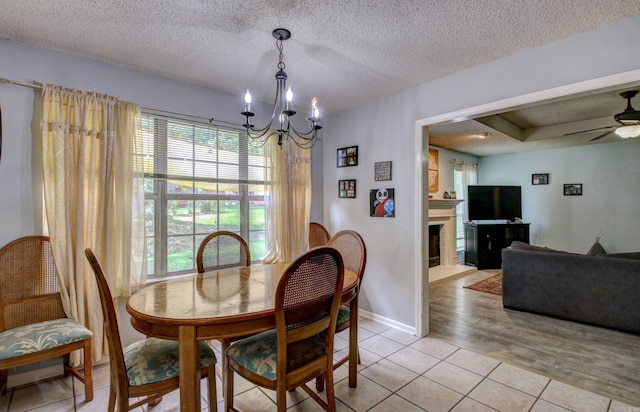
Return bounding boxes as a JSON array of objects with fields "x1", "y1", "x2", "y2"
[{"x1": 277, "y1": 38, "x2": 286, "y2": 72}]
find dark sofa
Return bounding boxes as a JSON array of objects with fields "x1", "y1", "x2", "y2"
[{"x1": 501, "y1": 242, "x2": 640, "y2": 334}]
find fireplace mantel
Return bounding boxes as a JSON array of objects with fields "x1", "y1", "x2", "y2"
[{"x1": 429, "y1": 199, "x2": 464, "y2": 207}]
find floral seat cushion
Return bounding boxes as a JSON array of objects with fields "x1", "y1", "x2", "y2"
[
  {"x1": 336, "y1": 306, "x2": 350, "y2": 326},
  {"x1": 0, "y1": 318, "x2": 92, "y2": 361},
  {"x1": 124, "y1": 338, "x2": 216, "y2": 386},
  {"x1": 225, "y1": 329, "x2": 278, "y2": 381},
  {"x1": 226, "y1": 328, "x2": 328, "y2": 382}
]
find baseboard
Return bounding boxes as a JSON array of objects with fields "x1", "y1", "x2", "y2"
[{"x1": 359, "y1": 309, "x2": 416, "y2": 335}]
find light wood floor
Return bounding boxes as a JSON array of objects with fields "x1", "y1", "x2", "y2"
[{"x1": 429, "y1": 269, "x2": 640, "y2": 407}]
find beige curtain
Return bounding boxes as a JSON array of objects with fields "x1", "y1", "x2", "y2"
[
  {"x1": 41, "y1": 85, "x2": 146, "y2": 363},
  {"x1": 263, "y1": 138, "x2": 312, "y2": 263}
]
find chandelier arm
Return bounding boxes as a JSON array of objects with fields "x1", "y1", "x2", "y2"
[
  {"x1": 288, "y1": 121, "x2": 321, "y2": 137},
  {"x1": 284, "y1": 131, "x2": 319, "y2": 149},
  {"x1": 245, "y1": 81, "x2": 285, "y2": 139},
  {"x1": 247, "y1": 130, "x2": 279, "y2": 148}
]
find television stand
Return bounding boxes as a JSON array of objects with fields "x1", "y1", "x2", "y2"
[{"x1": 464, "y1": 222, "x2": 530, "y2": 269}]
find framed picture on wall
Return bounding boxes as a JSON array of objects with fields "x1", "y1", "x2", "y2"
[
  {"x1": 339, "y1": 179, "x2": 356, "y2": 198},
  {"x1": 337, "y1": 145, "x2": 358, "y2": 167},
  {"x1": 374, "y1": 161, "x2": 392, "y2": 181},
  {"x1": 532, "y1": 173, "x2": 549, "y2": 185},
  {"x1": 563, "y1": 183, "x2": 582, "y2": 196},
  {"x1": 370, "y1": 188, "x2": 395, "y2": 217},
  {"x1": 428, "y1": 148, "x2": 438, "y2": 192}
]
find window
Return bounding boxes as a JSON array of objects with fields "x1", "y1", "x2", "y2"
[
  {"x1": 453, "y1": 168, "x2": 464, "y2": 262},
  {"x1": 135, "y1": 114, "x2": 268, "y2": 278},
  {"x1": 453, "y1": 161, "x2": 478, "y2": 263}
]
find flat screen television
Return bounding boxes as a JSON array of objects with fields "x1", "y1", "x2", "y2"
[{"x1": 467, "y1": 185, "x2": 522, "y2": 221}]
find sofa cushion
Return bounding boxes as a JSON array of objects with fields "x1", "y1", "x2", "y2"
[
  {"x1": 510, "y1": 241, "x2": 569, "y2": 254},
  {"x1": 602, "y1": 252, "x2": 640, "y2": 260}
]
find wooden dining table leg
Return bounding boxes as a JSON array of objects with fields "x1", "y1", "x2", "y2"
[
  {"x1": 348, "y1": 295, "x2": 359, "y2": 388},
  {"x1": 222, "y1": 345, "x2": 229, "y2": 400},
  {"x1": 179, "y1": 325, "x2": 201, "y2": 412}
]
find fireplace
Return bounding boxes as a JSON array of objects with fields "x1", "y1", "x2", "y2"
[
  {"x1": 428, "y1": 199, "x2": 463, "y2": 267},
  {"x1": 428, "y1": 225, "x2": 441, "y2": 268}
]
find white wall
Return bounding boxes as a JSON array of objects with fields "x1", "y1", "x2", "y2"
[
  {"x1": 324, "y1": 15, "x2": 640, "y2": 330},
  {"x1": 479, "y1": 141, "x2": 640, "y2": 253}
]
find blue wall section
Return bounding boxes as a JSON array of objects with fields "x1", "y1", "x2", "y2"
[{"x1": 480, "y1": 142, "x2": 640, "y2": 253}]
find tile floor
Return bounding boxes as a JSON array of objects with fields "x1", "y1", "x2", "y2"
[{"x1": 1, "y1": 318, "x2": 638, "y2": 411}]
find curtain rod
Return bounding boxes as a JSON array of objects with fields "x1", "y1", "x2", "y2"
[
  {"x1": 0, "y1": 77, "x2": 243, "y2": 129},
  {"x1": 449, "y1": 158, "x2": 478, "y2": 167}
]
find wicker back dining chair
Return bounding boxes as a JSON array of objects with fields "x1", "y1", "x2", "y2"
[
  {"x1": 225, "y1": 246, "x2": 345, "y2": 412},
  {"x1": 319, "y1": 230, "x2": 367, "y2": 390},
  {"x1": 0, "y1": 236, "x2": 93, "y2": 402},
  {"x1": 85, "y1": 249, "x2": 217, "y2": 411},
  {"x1": 197, "y1": 231, "x2": 251, "y2": 273},
  {"x1": 196, "y1": 230, "x2": 251, "y2": 385},
  {"x1": 309, "y1": 222, "x2": 330, "y2": 249}
]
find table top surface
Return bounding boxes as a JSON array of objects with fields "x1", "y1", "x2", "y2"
[{"x1": 126, "y1": 263, "x2": 358, "y2": 327}]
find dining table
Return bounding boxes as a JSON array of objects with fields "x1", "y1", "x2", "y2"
[{"x1": 126, "y1": 263, "x2": 359, "y2": 412}]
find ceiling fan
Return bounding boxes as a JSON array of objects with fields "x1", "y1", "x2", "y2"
[{"x1": 563, "y1": 90, "x2": 640, "y2": 141}]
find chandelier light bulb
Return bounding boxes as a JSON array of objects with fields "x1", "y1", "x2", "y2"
[
  {"x1": 286, "y1": 86, "x2": 293, "y2": 110},
  {"x1": 244, "y1": 90, "x2": 252, "y2": 113}
]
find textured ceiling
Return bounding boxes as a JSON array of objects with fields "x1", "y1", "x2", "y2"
[{"x1": 1, "y1": 1, "x2": 640, "y2": 155}]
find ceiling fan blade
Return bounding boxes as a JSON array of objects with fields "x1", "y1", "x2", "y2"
[
  {"x1": 589, "y1": 130, "x2": 614, "y2": 141},
  {"x1": 563, "y1": 125, "x2": 616, "y2": 136}
]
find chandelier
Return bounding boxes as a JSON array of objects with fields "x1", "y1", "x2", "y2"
[{"x1": 241, "y1": 28, "x2": 322, "y2": 148}]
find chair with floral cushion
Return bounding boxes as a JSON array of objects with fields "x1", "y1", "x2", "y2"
[
  {"x1": 316, "y1": 229, "x2": 366, "y2": 391},
  {"x1": 196, "y1": 230, "x2": 251, "y2": 386},
  {"x1": 309, "y1": 222, "x2": 330, "y2": 249},
  {"x1": 225, "y1": 246, "x2": 345, "y2": 412},
  {"x1": 85, "y1": 248, "x2": 217, "y2": 411},
  {"x1": 0, "y1": 236, "x2": 93, "y2": 402},
  {"x1": 196, "y1": 231, "x2": 251, "y2": 273}
]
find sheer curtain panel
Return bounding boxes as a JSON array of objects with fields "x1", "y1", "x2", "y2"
[
  {"x1": 456, "y1": 161, "x2": 478, "y2": 223},
  {"x1": 41, "y1": 85, "x2": 146, "y2": 362},
  {"x1": 263, "y1": 138, "x2": 311, "y2": 263}
]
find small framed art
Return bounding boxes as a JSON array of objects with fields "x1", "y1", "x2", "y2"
[
  {"x1": 374, "y1": 161, "x2": 392, "y2": 181},
  {"x1": 370, "y1": 188, "x2": 395, "y2": 217},
  {"x1": 339, "y1": 179, "x2": 356, "y2": 198},
  {"x1": 563, "y1": 183, "x2": 582, "y2": 196},
  {"x1": 337, "y1": 145, "x2": 358, "y2": 167},
  {"x1": 428, "y1": 148, "x2": 438, "y2": 192},
  {"x1": 532, "y1": 173, "x2": 549, "y2": 185}
]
